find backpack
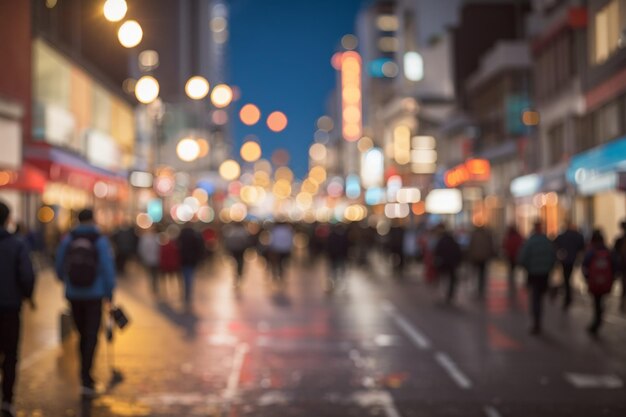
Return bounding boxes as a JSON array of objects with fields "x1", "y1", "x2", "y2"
[
  {"x1": 587, "y1": 249, "x2": 614, "y2": 295},
  {"x1": 65, "y1": 232, "x2": 100, "y2": 287}
]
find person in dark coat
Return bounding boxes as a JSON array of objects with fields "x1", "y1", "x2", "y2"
[
  {"x1": 178, "y1": 226, "x2": 204, "y2": 309},
  {"x1": 326, "y1": 224, "x2": 350, "y2": 291},
  {"x1": 612, "y1": 220, "x2": 626, "y2": 312},
  {"x1": 582, "y1": 230, "x2": 618, "y2": 336},
  {"x1": 554, "y1": 221, "x2": 585, "y2": 310},
  {"x1": 502, "y1": 224, "x2": 524, "y2": 295},
  {"x1": 433, "y1": 224, "x2": 462, "y2": 303},
  {"x1": 0, "y1": 201, "x2": 36, "y2": 417},
  {"x1": 468, "y1": 224, "x2": 495, "y2": 298},
  {"x1": 518, "y1": 221, "x2": 556, "y2": 335},
  {"x1": 55, "y1": 209, "x2": 115, "y2": 396},
  {"x1": 111, "y1": 223, "x2": 138, "y2": 275},
  {"x1": 388, "y1": 222, "x2": 406, "y2": 275}
]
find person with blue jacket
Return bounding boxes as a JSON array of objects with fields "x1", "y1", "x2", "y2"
[
  {"x1": 55, "y1": 209, "x2": 115, "y2": 397},
  {"x1": 0, "y1": 200, "x2": 35, "y2": 417},
  {"x1": 518, "y1": 221, "x2": 557, "y2": 335}
]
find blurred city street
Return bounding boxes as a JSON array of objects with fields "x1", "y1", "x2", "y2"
[{"x1": 15, "y1": 254, "x2": 626, "y2": 417}]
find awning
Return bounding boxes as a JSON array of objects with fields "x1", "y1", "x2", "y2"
[
  {"x1": 0, "y1": 164, "x2": 47, "y2": 194},
  {"x1": 567, "y1": 137, "x2": 626, "y2": 184},
  {"x1": 25, "y1": 143, "x2": 127, "y2": 192}
]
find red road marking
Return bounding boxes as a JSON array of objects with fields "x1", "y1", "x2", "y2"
[{"x1": 487, "y1": 323, "x2": 522, "y2": 351}]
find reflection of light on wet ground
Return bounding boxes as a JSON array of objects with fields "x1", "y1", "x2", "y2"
[{"x1": 93, "y1": 396, "x2": 151, "y2": 416}]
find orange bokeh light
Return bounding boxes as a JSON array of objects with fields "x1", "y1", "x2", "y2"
[
  {"x1": 267, "y1": 111, "x2": 288, "y2": 132},
  {"x1": 444, "y1": 159, "x2": 491, "y2": 188},
  {"x1": 240, "y1": 104, "x2": 261, "y2": 126}
]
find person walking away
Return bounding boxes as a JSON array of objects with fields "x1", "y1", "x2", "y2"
[
  {"x1": 554, "y1": 221, "x2": 585, "y2": 310},
  {"x1": 269, "y1": 221, "x2": 294, "y2": 282},
  {"x1": 433, "y1": 224, "x2": 462, "y2": 303},
  {"x1": 468, "y1": 224, "x2": 495, "y2": 299},
  {"x1": 159, "y1": 235, "x2": 181, "y2": 294},
  {"x1": 326, "y1": 224, "x2": 350, "y2": 292},
  {"x1": 178, "y1": 226, "x2": 204, "y2": 309},
  {"x1": 55, "y1": 209, "x2": 115, "y2": 396},
  {"x1": 0, "y1": 201, "x2": 36, "y2": 417},
  {"x1": 518, "y1": 221, "x2": 556, "y2": 335},
  {"x1": 223, "y1": 222, "x2": 251, "y2": 287},
  {"x1": 502, "y1": 224, "x2": 524, "y2": 296},
  {"x1": 138, "y1": 227, "x2": 161, "y2": 295},
  {"x1": 612, "y1": 220, "x2": 626, "y2": 312},
  {"x1": 111, "y1": 223, "x2": 138, "y2": 276},
  {"x1": 582, "y1": 230, "x2": 618, "y2": 336},
  {"x1": 388, "y1": 222, "x2": 406, "y2": 276}
]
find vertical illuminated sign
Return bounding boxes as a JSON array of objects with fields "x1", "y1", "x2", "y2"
[{"x1": 341, "y1": 51, "x2": 362, "y2": 142}]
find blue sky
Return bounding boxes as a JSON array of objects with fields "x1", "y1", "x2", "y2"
[{"x1": 229, "y1": 0, "x2": 368, "y2": 178}]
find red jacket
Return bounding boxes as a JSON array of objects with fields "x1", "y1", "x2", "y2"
[
  {"x1": 503, "y1": 231, "x2": 524, "y2": 262},
  {"x1": 160, "y1": 240, "x2": 180, "y2": 273}
]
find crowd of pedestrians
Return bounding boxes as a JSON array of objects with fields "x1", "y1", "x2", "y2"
[{"x1": 1, "y1": 195, "x2": 626, "y2": 416}]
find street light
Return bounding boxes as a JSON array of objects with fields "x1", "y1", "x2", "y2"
[
  {"x1": 176, "y1": 138, "x2": 201, "y2": 162},
  {"x1": 103, "y1": 0, "x2": 127, "y2": 22},
  {"x1": 185, "y1": 76, "x2": 210, "y2": 100},
  {"x1": 118, "y1": 20, "x2": 143, "y2": 48},
  {"x1": 135, "y1": 76, "x2": 159, "y2": 104},
  {"x1": 210, "y1": 84, "x2": 233, "y2": 108}
]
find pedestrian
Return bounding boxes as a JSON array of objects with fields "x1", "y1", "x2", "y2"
[
  {"x1": 326, "y1": 223, "x2": 350, "y2": 291},
  {"x1": 178, "y1": 226, "x2": 204, "y2": 309},
  {"x1": 582, "y1": 230, "x2": 618, "y2": 336},
  {"x1": 269, "y1": 220, "x2": 294, "y2": 282},
  {"x1": 138, "y1": 226, "x2": 161, "y2": 295},
  {"x1": 223, "y1": 221, "x2": 251, "y2": 287},
  {"x1": 518, "y1": 221, "x2": 556, "y2": 335},
  {"x1": 502, "y1": 224, "x2": 524, "y2": 296},
  {"x1": 554, "y1": 221, "x2": 585, "y2": 310},
  {"x1": 612, "y1": 220, "x2": 626, "y2": 312},
  {"x1": 111, "y1": 223, "x2": 138, "y2": 276},
  {"x1": 468, "y1": 223, "x2": 495, "y2": 298},
  {"x1": 0, "y1": 201, "x2": 36, "y2": 417},
  {"x1": 388, "y1": 221, "x2": 406, "y2": 276},
  {"x1": 159, "y1": 234, "x2": 181, "y2": 292},
  {"x1": 55, "y1": 209, "x2": 115, "y2": 396},
  {"x1": 433, "y1": 223, "x2": 462, "y2": 303}
]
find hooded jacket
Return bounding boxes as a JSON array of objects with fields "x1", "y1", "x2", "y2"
[
  {"x1": 55, "y1": 224, "x2": 116, "y2": 300},
  {"x1": 0, "y1": 228, "x2": 36, "y2": 311}
]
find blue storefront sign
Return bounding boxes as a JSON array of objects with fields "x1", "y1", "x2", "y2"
[{"x1": 567, "y1": 137, "x2": 626, "y2": 195}]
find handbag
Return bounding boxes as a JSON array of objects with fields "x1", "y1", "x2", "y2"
[{"x1": 110, "y1": 305, "x2": 130, "y2": 330}]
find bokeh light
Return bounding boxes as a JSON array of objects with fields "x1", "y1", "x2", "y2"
[
  {"x1": 118, "y1": 20, "x2": 143, "y2": 48},
  {"x1": 271, "y1": 149, "x2": 290, "y2": 166},
  {"x1": 138, "y1": 50, "x2": 159, "y2": 71},
  {"x1": 275, "y1": 166, "x2": 294, "y2": 182},
  {"x1": 185, "y1": 76, "x2": 210, "y2": 100},
  {"x1": 219, "y1": 160, "x2": 241, "y2": 181},
  {"x1": 341, "y1": 34, "x2": 359, "y2": 50},
  {"x1": 240, "y1": 141, "x2": 262, "y2": 163},
  {"x1": 240, "y1": 104, "x2": 261, "y2": 126},
  {"x1": 211, "y1": 84, "x2": 233, "y2": 108},
  {"x1": 317, "y1": 115, "x2": 334, "y2": 132},
  {"x1": 309, "y1": 166, "x2": 327, "y2": 185},
  {"x1": 37, "y1": 206, "x2": 55, "y2": 223},
  {"x1": 267, "y1": 111, "x2": 288, "y2": 132},
  {"x1": 135, "y1": 76, "x2": 159, "y2": 104},
  {"x1": 177, "y1": 138, "x2": 201, "y2": 162},
  {"x1": 309, "y1": 143, "x2": 327, "y2": 162},
  {"x1": 196, "y1": 139, "x2": 210, "y2": 158},
  {"x1": 103, "y1": 0, "x2": 127, "y2": 23},
  {"x1": 136, "y1": 213, "x2": 153, "y2": 229},
  {"x1": 212, "y1": 109, "x2": 229, "y2": 125}
]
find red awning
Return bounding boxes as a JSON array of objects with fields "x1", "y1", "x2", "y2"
[{"x1": 0, "y1": 163, "x2": 47, "y2": 194}]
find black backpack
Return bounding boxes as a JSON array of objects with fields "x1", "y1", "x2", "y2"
[{"x1": 65, "y1": 232, "x2": 100, "y2": 287}]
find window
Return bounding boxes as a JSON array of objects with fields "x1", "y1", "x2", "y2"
[
  {"x1": 592, "y1": 100, "x2": 622, "y2": 144},
  {"x1": 592, "y1": 0, "x2": 623, "y2": 65}
]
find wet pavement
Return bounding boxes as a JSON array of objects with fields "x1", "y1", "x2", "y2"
[{"x1": 14, "y1": 253, "x2": 626, "y2": 417}]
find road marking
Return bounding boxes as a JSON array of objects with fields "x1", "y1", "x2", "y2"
[
  {"x1": 565, "y1": 373, "x2": 624, "y2": 389},
  {"x1": 382, "y1": 301, "x2": 431, "y2": 350},
  {"x1": 435, "y1": 352, "x2": 473, "y2": 389},
  {"x1": 20, "y1": 337, "x2": 58, "y2": 371},
  {"x1": 484, "y1": 405, "x2": 503, "y2": 417},
  {"x1": 351, "y1": 390, "x2": 402, "y2": 417},
  {"x1": 223, "y1": 343, "x2": 249, "y2": 401}
]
